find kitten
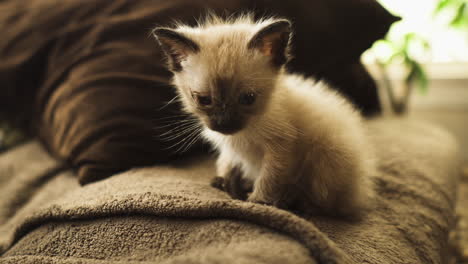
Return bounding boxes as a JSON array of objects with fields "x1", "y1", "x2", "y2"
[{"x1": 153, "y1": 15, "x2": 375, "y2": 216}]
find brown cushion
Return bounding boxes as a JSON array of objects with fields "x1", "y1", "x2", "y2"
[{"x1": 0, "y1": 0, "x2": 397, "y2": 184}]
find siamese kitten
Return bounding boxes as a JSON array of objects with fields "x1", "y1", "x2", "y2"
[{"x1": 153, "y1": 15, "x2": 375, "y2": 216}]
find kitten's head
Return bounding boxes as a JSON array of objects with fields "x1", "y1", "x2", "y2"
[{"x1": 153, "y1": 16, "x2": 292, "y2": 135}]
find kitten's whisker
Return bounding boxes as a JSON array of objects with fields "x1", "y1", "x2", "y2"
[
  {"x1": 158, "y1": 123, "x2": 196, "y2": 136},
  {"x1": 166, "y1": 125, "x2": 202, "y2": 153},
  {"x1": 157, "y1": 122, "x2": 198, "y2": 138},
  {"x1": 155, "y1": 119, "x2": 198, "y2": 130},
  {"x1": 175, "y1": 127, "x2": 202, "y2": 153},
  {"x1": 157, "y1": 94, "x2": 181, "y2": 111},
  {"x1": 180, "y1": 128, "x2": 203, "y2": 153},
  {"x1": 159, "y1": 121, "x2": 201, "y2": 138},
  {"x1": 152, "y1": 114, "x2": 193, "y2": 122},
  {"x1": 155, "y1": 119, "x2": 196, "y2": 128},
  {"x1": 159, "y1": 123, "x2": 200, "y2": 140},
  {"x1": 157, "y1": 118, "x2": 198, "y2": 129}
]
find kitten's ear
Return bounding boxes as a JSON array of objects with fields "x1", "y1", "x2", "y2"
[
  {"x1": 152, "y1": 28, "x2": 200, "y2": 72},
  {"x1": 248, "y1": 20, "x2": 292, "y2": 67}
]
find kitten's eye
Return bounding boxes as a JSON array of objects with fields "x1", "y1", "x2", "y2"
[
  {"x1": 196, "y1": 95, "x2": 212, "y2": 106},
  {"x1": 239, "y1": 92, "x2": 256, "y2": 105}
]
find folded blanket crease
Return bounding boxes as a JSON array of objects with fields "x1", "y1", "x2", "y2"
[{"x1": 0, "y1": 119, "x2": 462, "y2": 264}]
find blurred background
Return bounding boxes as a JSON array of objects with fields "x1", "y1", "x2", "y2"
[
  {"x1": 364, "y1": 2, "x2": 468, "y2": 261},
  {"x1": 0, "y1": 0, "x2": 467, "y2": 155},
  {"x1": 363, "y1": 0, "x2": 468, "y2": 161}
]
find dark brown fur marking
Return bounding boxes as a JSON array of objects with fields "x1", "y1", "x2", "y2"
[
  {"x1": 210, "y1": 166, "x2": 251, "y2": 200},
  {"x1": 153, "y1": 28, "x2": 200, "y2": 72},
  {"x1": 247, "y1": 20, "x2": 291, "y2": 67}
]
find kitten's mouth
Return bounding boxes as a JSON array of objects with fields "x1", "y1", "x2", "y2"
[
  {"x1": 208, "y1": 122, "x2": 243, "y2": 135},
  {"x1": 210, "y1": 127, "x2": 241, "y2": 135},
  {"x1": 206, "y1": 114, "x2": 245, "y2": 135}
]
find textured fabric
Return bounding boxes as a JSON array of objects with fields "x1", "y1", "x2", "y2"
[
  {"x1": 0, "y1": 0, "x2": 398, "y2": 184},
  {"x1": 452, "y1": 170, "x2": 468, "y2": 262},
  {"x1": 0, "y1": 119, "x2": 461, "y2": 264}
]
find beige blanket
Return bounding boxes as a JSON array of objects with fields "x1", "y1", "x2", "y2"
[{"x1": 0, "y1": 119, "x2": 461, "y2": 264}]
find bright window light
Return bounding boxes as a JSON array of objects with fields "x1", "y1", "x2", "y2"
[{"x1": 363, "y1": 0, "x2": 468, "y2": 63}]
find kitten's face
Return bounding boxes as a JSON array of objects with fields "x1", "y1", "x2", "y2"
[
  {"x1": 173, "y1": 44, "x2": 279, "y2": 135},
  {"x1": 154, "y1": 18, "x2": 291, "y2": 135}
]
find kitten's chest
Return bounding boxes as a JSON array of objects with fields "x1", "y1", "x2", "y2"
[
  {"x1": 221, "y1": 137, "x2": 265, "y2": 179},
  {"x1": 221, "y1": 138, "x2": 265, "y2": 180},
  {"x1": 203, "y1": 128, "x2": 266, "y2": 179},
  {"x1": 227, "y1": 138, "x2": 262, "y2": 161}
]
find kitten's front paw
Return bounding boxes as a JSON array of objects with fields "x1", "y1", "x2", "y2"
[
  {"x1": 247, "y1": 193, "x2": 288, "y2": 209},
  {"x1": 210, "y1": 168, "x2": 251, "y2": 200},
  {"x1": 247, "y1": 193, "x2": 271, "y2": 205},
  {"x1": 210, "y1": 176, "x2": 224, "y2": 190}
]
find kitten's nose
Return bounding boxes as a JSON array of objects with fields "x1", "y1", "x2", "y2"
[{"x1": 209, "y1": 114, "x2": 242, "y2": 135}]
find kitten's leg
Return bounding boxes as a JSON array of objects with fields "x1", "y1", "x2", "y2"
[
  {"x1": 247, "y1": 145, "x2": 301, "y2": 208},
  {"x1": 210, "y1": 166, "x2": 250, "y2": 200},
  {"x1": 305, "y1": 145, "x2": 372, "y2": 217},
  {"x1": 210, "y1": 150, "x2": 234, "y2": 190},
  {"x1": 210, "y1": 176, "x2": 224, "y2": 190},
  {"x1": 210, "y1": 152, "x2": 251, "y2": 200}
]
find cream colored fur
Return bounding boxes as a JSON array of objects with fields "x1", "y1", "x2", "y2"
[
  {"x1": 204, "y1": 75, "x2": 375, "y2": 215},
  {"x1": 155, "y1": 15, "x2": 375, "y2": 216}
]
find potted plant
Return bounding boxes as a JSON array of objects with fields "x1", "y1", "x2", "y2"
[
  {"x1": 367, "y1": 0, "x2": 468, "y2": 115},
  {"x1": 371, "y1": 33, "x2": 430, "y2": 115}
]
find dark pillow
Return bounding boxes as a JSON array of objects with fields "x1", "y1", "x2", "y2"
[{"x1": 0, "y1": 0, "x2": 397, "y2": 184}]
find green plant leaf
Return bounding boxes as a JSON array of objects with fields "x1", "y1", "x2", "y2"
[
  {"x1": 450, "y1": 2, "x2": 467, "y2": 27},
  {"x1": 386, "y1": 52, "x2": 403, "y2": 64},
  {"x1": 413, "y1": 34, "x2": 431, "y2": 51},
  {"x1": 403, "y1": 33, "x2": 415, "y2": 50},
  {"x1": 434, "y1": 0, "x2": 453, "y2": 16},
  {"x1": 405, "y1": 64, "x2": 417, "y2": 85},
  {"x1": 371, "y1": 39, "x2": 400, "y2": 65},
  {"x1": 414, "y1": 63, "x2": 429, "y2": 94},
  {"x1": 404, "y1": 61, "x2": 429, "y2": 94}
]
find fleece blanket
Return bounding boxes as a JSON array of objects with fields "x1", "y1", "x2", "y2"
[{"x1": 0, "y1": 119, "x2": 462, "y2": 264}]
